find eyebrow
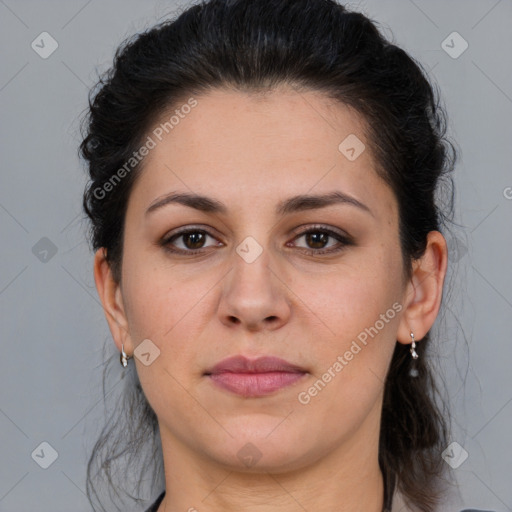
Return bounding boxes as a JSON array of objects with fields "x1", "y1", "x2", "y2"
[{"x1": 145, "y1": 191, "x2": 373, "y2": 217}]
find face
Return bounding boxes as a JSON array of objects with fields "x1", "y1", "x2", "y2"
[{"x1": 111, "y1": 87, "x2": 412, "y2": 472}]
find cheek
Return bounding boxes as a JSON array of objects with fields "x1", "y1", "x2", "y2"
[
  {"x1": 121, "y1": 251, "x2": 205, "y2": 339},
  {"x1": 292, "y1": 272, "x2": 401, "y2": 441},
  {"x1": 121, "y1": 264, "x2": 210, "y2": 416},
  {"x1": 289, "y1": 254, "x2": 403, "y2": 402},
  {"x1": 292, "y1": 254, "x2": 402, "y2": 338}
]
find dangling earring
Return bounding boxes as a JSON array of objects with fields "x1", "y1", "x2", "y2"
[
  {"x1": 409, "y1": 332, "x2": 419, "y2": 360},
  {"x1": 120, "y1": 343, "x2": 131, "y2": 368}
]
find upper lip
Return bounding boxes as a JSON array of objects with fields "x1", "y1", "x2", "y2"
[{"x1": 205, "y1": 355, "x2": 307, "y2": 375}]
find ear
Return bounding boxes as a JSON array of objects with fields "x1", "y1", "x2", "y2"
[
  {"x1": 397, "y1": 230, "x2": 448, "y2": 345},
  {"x1": 93, "y1": 248, "x2": 134, "y2": 356}
]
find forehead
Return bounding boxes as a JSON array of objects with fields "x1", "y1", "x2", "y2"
[
  {"x1": 127, "y1": 86, "x2": 396, "y2": 220},
  {"x1": 151, "y1": 86, "x2": 370, "y2": 160}
]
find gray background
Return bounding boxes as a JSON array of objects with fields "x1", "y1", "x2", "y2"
[{"x1": 1, "y1": 0, "x2": 511, "y2": 510}]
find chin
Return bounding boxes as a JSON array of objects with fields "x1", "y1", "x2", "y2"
[{"x1": 201, "y1": 424, "x2": 321, "y2": 474}]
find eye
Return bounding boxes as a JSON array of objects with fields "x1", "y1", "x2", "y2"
[
  {"x1": 160, "y1": 224, "x2": 353, "y2": 256},
  {"x1": 289, "y1": 226, "x2": 353, "y2": 255},
  {"x1": 161, "y1": 228, "x2": 222, "y2": 254}
]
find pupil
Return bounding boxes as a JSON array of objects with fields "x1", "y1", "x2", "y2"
[
  {"x1": 306, "y1": 232, "x2": 327, "y2": 249},
  {"x1": 185, "y1": 232, "x2": 205, "y2": 249}
]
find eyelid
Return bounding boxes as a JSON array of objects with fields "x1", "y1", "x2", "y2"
[
  {"x1": 287, "y1": 224, "x2": 354, "y2": 253},
  {"x1": 162, "y1": 224, "x2": 221, "y2": 239},
  {"x1": 160, "y1": 225, "x2": 224, "y2": 253},
  {"x1": 289, "y1": 223, "x2": 351, "y2": 239},
  {"x1": 160, "y1": 223, "x2": 353, "y2": 255}
]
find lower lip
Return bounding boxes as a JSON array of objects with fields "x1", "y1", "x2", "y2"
[{"x1": 208, "y1": 371, "x2": 306, "y2": 397}]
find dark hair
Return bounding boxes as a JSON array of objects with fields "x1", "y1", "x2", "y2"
[{"x1": 80, "y1": 1, "x2": 457, "y2": 510}]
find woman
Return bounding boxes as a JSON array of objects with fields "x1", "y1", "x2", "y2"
[{"x1": 80, "y1": 1, "x2": 492, "y2": 511}]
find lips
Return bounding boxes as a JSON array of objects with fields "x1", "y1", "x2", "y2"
[
  {"x1": 206, "y1": 355, "x2": 306, "y2": 374},
  {"x1": 205, "y1": 355, "x2": 307, "y2": 397}
]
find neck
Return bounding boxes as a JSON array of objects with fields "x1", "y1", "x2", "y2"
[{"x1": 157, "y1": 413, "x2": 385, "y2": 512}]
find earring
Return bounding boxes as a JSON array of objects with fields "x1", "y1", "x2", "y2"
[
  {"x1": 120, "y1": 343, "x2": 131, "y2": 368},
  {"x1": 409, "y1": 332, "x2": 419, "y2": 360}
]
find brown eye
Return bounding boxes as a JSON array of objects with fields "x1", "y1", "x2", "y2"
[
  {"x1": 182, "y1": 232, "x2": 206, "y2": 249},
  {"x1": 161, "y1": 228, "x2": 222, "y2": 254},
  {"x1": 290, "y1": 226, "x2": 353, "y2": 255},
  {"x1": 304, "y1": 232, "x2": 330, "y2": 249}
]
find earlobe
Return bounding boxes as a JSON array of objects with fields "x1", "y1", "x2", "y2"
[
  {"x1": 397, "y1": 230, "x2": 448, "y2": 345},
  {"x1": 93, "y1": 248, "x2": 133, "y2": 355}
]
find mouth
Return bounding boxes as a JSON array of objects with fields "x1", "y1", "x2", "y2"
[{"x1": 204, "y1": 355, "x2": 308, "y2": 397}]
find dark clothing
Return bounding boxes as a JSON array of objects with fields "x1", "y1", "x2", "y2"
[{"x1": 145, "y1": 491, "x2": 164, "y2": 512}]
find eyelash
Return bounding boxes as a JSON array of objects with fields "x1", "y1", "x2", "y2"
[{"x1": 160, "y1": 224, "x2": 353, "y2": 256}]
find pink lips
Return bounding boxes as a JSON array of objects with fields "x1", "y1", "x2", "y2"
[{"x1": 205, "y1": 355, "x2": 307, "y2": 397}]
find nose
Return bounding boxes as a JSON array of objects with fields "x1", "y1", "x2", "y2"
[{"x1": 217, "y1": 244, "x2": 291, "y2": 332}]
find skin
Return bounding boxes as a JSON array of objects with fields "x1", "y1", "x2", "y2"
[{"x1": 94, "y1": 86, "x2": 448, "y2": 512}]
